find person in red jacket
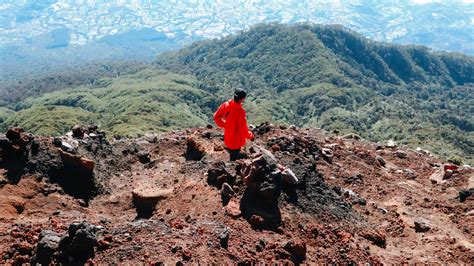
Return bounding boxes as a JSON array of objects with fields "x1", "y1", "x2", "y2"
[{"x1": 213, "y1": 89, "x2": 254, "y2": 161}]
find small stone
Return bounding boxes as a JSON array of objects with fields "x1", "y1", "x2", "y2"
[
  {"x1": 224, "y1": 199, "x2": 241, "y2": 218},
  {"x1": 72, "y1": 125, "x2": 85, "y2": 139},
  {"x1": 181, "y1": 249, "x2": 192, "y2": 261},
  {"x1": 6, "y1": 127, "x2": 23, "y2": 142},
  {"x1": 281, "y1": 168, "x2": 298, "y2": 185},
  {"x1": 395, "y1": 150, "x2": 407, "y2": 159},
  {"x1": 249, "y1": 215, "x2": 265, "y2": 227},
  {"x1": 271, "y1": 144, "x2": 281, "y2": 152},
  {"x1": 52, "y1": 138, "x2": 62, "y2": 147},
  {"x1": 137, "y1": 151, "x2": 151, "y2": 164},
  {"x1": 218, "y1": 229, "x2": 229, "y2": 249},
  {"x1": 376, "y1": 156, "x2": 386, "y2": 167},
  {"x1": 221, "y1": 183, "x2": 235, "y2": 199},
  {"x1": 459, "y1": 188, "x2": 473, "y2": 202},
  {"x1": 357, "y1": 198, "x2": 367, "y2": 205},
  {"x1": 386, "y1": 140, "x2": 397, "y2": 148},
  {"x1": 321, "y1": 148, "x2": 333, "y2": 163},
  {"x1": 404, "y1": 169, "x2": 416, "y2": 179},
  {"x1": 360, "y1": 228, "x2": 386, "y2": 248},
  {"x1": 225, "y1": 199, "x2": 241, "y2": 218},
  {"x1": 202, "y1": 131, "x2": 212, "y2": 139},
  {"x1": 283, "y1": 240, "x2": 307, "y2": 262},
  {"x1": 61, "y1": 141, "x2": 74, "y2": 153},
  {"x1": 414, "y1": 219, "x2": 430, "y2": 232}
]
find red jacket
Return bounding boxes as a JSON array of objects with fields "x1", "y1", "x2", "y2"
[{"x1": 213, "y1": 100, "x2": 253, "y2": 150}]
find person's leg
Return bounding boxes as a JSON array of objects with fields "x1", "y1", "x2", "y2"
[{"x1": 229, "y1": 149, "x2": 240, "y2": 161}]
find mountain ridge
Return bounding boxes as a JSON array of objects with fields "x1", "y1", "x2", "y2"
[{"x1": 1, "y1": 23, "x2": 473, "y2": 164}]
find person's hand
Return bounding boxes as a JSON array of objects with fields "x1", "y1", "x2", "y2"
[{"x1": 249, "y1": 131, "x2": 254, "y2": 141}]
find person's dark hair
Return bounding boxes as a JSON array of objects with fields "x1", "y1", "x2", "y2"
[{"x1": 233, "y1": 88, "x2": 247, "y2": 102}]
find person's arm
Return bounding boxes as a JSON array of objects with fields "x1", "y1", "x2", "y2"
[
  {"x1": 213, "y1": 102, "x2": 227, "y2": 128},
  {"x1": 239, "y1": 109, "x2": 254, "y2": 140}
]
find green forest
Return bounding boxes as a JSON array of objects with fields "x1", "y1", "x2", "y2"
[{"x1": 1, "y1": 23, "x2": 473, "y2": 164}]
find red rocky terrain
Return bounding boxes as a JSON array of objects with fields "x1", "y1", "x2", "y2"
[{"x1": 0, "y1": 123, "x2": 472, "y2": 264}]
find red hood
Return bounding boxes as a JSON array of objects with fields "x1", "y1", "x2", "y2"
[{"x1": 228, "y1": 100, "x2": 242, "y2": 110}]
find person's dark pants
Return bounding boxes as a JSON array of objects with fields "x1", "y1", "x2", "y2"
[{"x1": 229, "y1": 149, "x2": 241, "y2": 161}]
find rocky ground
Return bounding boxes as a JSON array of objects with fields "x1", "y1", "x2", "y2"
[{"x1": 0, "y1": 123, "x2": 472, "y2": 264}]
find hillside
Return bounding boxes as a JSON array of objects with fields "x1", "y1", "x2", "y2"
[
  {"x1": 1, "y1": 124, "x2": 473, "y2": 264},
  {"x1": 1, "y1": 69, "x2": 211, "y2": 137},
  {"x1": 1, "y1": 23, "x2": 473, "y2": 164},
  {"x1": 155, "y1": 23, "x2": 474, "y2": 163}
]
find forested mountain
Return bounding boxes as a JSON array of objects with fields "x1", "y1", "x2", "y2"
[
  {"x1": 155, "y1": 23, "x2": 474, "y2": 163},
  {"x1": 1, "y1": 23, "x2": 473, "y2": 163}
]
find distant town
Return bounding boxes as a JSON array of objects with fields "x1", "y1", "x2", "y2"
[{"x1": 1, "y1": 0, "x2": 473, "y2": 55}]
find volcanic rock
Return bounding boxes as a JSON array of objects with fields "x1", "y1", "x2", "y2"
[
  {"x1": 207, "y1": 160, "x2": 232, "y2": 187},
  {"x1": 321, "y1": 148, "x2": 333, "y2": 163},
  {"x1": 137, "y1": 151, "x2": 151, "y2": 164},
  {"x1": 218, "y1": 228, "x2": 230, "y2": 249},
  {"x1": 221, "y1": 182, "x2": 235, "y2": 199},
  {"x1": 376, "y1": 156, "x2": 386, "y2": 167},
  {"x1": 395, "y1": 150, "x2": 407, "y2": 159},
  {"x1": 35, "y1": 230, "x2": 61, "y2": 264},
  {"x1": 249, "y1": 215, "x2": 265, "y2": 227},
  {"x1": 414, "y1": 219, "x2": 430, "y2": 232},
  {"x1": 132, "y1": 187, "x2": 173, "y2": 218},
  {"x1": 185, "y1": 137, "x2": 206, "y2": 161},
  {"x1": 281, "y1": 167, "x2": 298, "y2": 185},
  {"x1": 6, "y1": 127, "x2": 23, "y2": 142},
  {"x1": 386, "y1": 140, "x2": 397, "y2": 148},
  {"x1": 283, "y1": 240, "x2": 307, "y2": 263},
  {"x1": 72, "y1": 125, "x2": 85, "y2": 139},
  {"x1": 360, "y1": 228, "x2": 386, "y2": 248},
  {"x1": 58, "y1": 221, "x2": 101, "y2": 262},
  {"x1": 459, "y1": 188, "x2": 474, "y2": 202},
  {"x1": 60, "y1": 141, "x2": 75, "y2": 153},
  {"x1": 240, "y1": 147, "x2": 283, "y2": 228},
  {"x1": 224, "y1": 198, "x2": 241, "y2": 218}
]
